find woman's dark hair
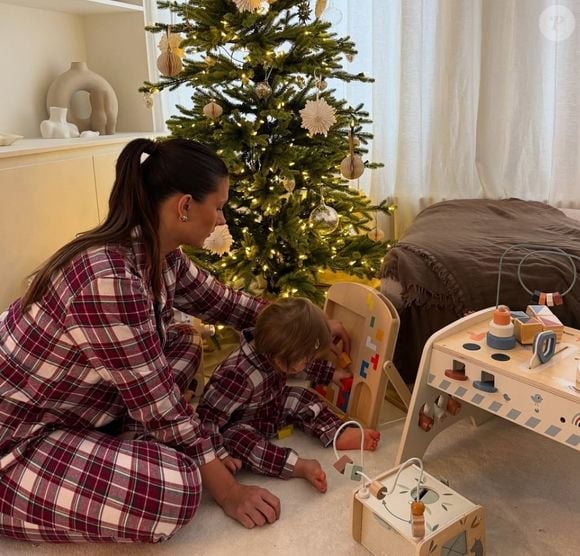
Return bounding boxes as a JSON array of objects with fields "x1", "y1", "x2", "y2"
[{"x1": 21, "y1": 137, "x2": 228, "y2": 310}]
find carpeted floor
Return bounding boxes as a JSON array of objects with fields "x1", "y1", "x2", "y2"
[{"x1": 0, "y1": 413, "x2": 578, "y2": 556}]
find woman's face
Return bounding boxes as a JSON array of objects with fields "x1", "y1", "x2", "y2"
[{"x1": 180, "y1": 177, "x2": 229, "y2": 248}]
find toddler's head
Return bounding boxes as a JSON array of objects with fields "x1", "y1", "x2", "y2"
[{"x1": 255, "y1": 297, "x2": 331, "y2": 374}]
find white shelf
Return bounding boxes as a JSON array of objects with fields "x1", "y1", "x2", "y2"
[
  {"x1": 0, "y1": 133, "x2": 166, "y2": 160},
  {"x1": 0, "y1": 0, "x2": 143, "y2": 14}
]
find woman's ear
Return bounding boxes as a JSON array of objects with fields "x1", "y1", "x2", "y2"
[{"x1": 177, "y1": 194, "x2": 192, "y2": 220}]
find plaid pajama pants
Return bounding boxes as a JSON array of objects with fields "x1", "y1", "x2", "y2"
[
  {"x1": 223, "y1": 386, "x2": 341, "y2": 479},
  {"x1": 0, "y1": 323, "x2": 203, "y2": 543}
]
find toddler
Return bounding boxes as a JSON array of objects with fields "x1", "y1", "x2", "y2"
[{"x1": 197, "y1": 297, "x2": 380, "y2": 492}]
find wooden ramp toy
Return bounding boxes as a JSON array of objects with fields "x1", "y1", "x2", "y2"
[{"x1": 313, "y1": 282, "x2": 411, "y2": 429}]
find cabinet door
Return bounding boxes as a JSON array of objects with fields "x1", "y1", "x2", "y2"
[{"x1": 0, "y1": 157, "x2": 99, "y2": 309}]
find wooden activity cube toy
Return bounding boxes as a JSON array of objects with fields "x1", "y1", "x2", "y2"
[
  {"x1": 314, "y1": 282, "x2": 409, "y2": 429},
  {"x1": 352, "y1": 463, "x2": 485, "y2": 556}
]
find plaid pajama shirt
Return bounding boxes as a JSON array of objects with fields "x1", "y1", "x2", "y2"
[
  {"x1": 197, "y1": 330, "x2": 342, "y2": 479},
  {"x1": 0, "y1": 230, "x2": 266, "y2": 543}
]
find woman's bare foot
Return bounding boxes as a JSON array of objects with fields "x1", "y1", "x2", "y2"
[
  {"x1": 292, "y1": 458, "x2": 327, "y2": 493},
  {"x1": 335, "y1": 427, "x2": 380, "y2": 451}
]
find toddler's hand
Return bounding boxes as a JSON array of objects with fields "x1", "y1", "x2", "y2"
[{"x1": 332, "y1": 367, "x2": 352, "y2": 386}]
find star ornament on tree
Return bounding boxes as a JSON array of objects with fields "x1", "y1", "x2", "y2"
[
  {"x1": 299, "y1": 97, "x2": 337, "y2": 136},
  {"x1": 203, "y1": 225, "x2": 234, "y2": 256}
]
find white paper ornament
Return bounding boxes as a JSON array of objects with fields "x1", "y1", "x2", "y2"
[
  {"x1": 157, "y1": 51, "x2": 182, "y2": 77},
  {"x1": 203, "y1": 101, "x2": 223, "y2": 119},
  {"x1": 300, "y1": 97, "x2": 336, "y2": 136},
  {"x1": 255, "y1": 81, "x2": 272, "y2": 99},
  {"x1": 158, "y1": 32, "x2": 184, "y2": 58},
  {"x1": 340, "y1": 154, "x2": 365, "y2": 179},
  {"x1": 309, "y1": 201, "x2": 339, "y2": 234},
  {"x1": 203, "y1": 224, "x2": 233, "y2": 256},
  {"x1": 233, "y1": 0, "x2": 262, "y2": 12}
]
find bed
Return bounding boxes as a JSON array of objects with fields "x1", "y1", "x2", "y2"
[{"x1": 380, "y1": 198, "x2": 580, "y2": 384}]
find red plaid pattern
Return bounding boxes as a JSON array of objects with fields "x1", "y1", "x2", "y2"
[
  {"x1": 0, "y1": 231, "x2": 266, "y2": 542},
  {"x1": 197, "y1": 330, "x2": 342, "y2": 479}
]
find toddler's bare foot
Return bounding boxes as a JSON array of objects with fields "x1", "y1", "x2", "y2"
[
  {"x1": 292, "y1": 458, "x2": 327, "y2": 493},
  {"x1": 335, "y1": 427, "x2": 380, "y2": 451}
]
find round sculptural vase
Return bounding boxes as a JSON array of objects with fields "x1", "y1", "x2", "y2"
[
  {"x1": 40, "y1": 106, "x2": 80, "y2": 139},
  {"x1": 46, "y1": 62, "x2": 118, "y2": 135}
]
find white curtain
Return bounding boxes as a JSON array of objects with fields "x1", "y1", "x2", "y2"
[{"x1": 333, "y1": 0, "x2": 580, "y2": 233}]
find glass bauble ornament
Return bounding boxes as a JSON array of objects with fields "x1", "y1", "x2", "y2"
[
  {"x1": 255, "y1": 81, "x2": 273, "y2": 99},
  {"x1": 309, "y1": 201, "x2": 339, "y2": 234}
]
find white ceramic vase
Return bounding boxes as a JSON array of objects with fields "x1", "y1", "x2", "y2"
[
  {"x1": 46, "y1": 62, "x2": 118, "y2": 135},
  {"x1": 40, "y1": 106, "x2": 80, "y2": 139}
]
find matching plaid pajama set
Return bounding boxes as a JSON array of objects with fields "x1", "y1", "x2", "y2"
[
  {"x1": 197, "y1": 330, "x2": 343, "y2": 479},
  {"x1": 0, "y1": 231, "x2": 266, "y2": 543}
]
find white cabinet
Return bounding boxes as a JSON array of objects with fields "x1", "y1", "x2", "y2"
[
  {"x1": 0, "y1": 134, "x2": 156, "y2": 310},
  {"x1": 0, "y1": 0, "x2": 164, "y2": 139}
]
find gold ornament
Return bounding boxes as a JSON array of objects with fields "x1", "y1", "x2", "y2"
[
  {"x1": 346, "y1": 53, "x2": 354, "y2": 62},
  {"x1": 315, "y1": 0, "x2": 327, "y2": 18},
  {"x1": 255, "y1": 81, "x2": 272, "y2": 99},
  {"x1": 282, "y1": 176, "x2": 296, "y2": 193},
  {"x1": 368, "y1": 228, "x2": 385, "y2": 241},
  {"x1": 340, "y1": 154, "x2": 365, "y2": 180},
  {"x1": 157, "y1": 51, "x2": 182, "y2": 77},
  {"x1": 309, "y1": 200, "x2": 339, "y2": 234},
  {"x1": 233, "y1": 0, "x2": 262, "y2": 12},
  {"x1": 315, "y1": 79, "x2": 328, "y2": 91},
  {"x1": 158, "y1": 32, "x2": 184, "y2": 59},
  {"x1": 203, "y1": 101, "x2": 223, "y2": 120},
  {"x1": 300, "y1": 97, "x2": 336, "y2": 136},
  {"x1": 143, "y1": 92, "x2": 154, "y2": 110},
  {"x1": 203, "y1": 224, "x2": 233, "y2": 256}
]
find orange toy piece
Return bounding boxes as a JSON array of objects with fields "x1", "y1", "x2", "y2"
[{"x1": 338, "y1": 351, "x2": 352, "y2": 368}]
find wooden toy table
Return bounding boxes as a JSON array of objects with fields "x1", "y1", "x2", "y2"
[{"x1": 397, "y1": 307, "x2": 580, "y2": 463}]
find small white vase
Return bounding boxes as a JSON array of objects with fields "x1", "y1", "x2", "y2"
[{"x1": 40, "y1": 106, "x2": 80, "y2": 139}]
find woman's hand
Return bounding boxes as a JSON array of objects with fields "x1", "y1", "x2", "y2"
[
  {"x1": 222, "y1": 455, "x2": 242, "y2": 475},
  {"x1": 200, "y1": 457, "x2": 280, "y2": 528},
  {"x1": 327, "y1": 319, "x2": 351, "y2": 356},
  {"x1": 220, "y1": 482, "x2": 281, "y2": 529}
]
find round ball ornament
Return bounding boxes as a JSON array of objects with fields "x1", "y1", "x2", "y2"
[
  {"x1": 368, "y1": 228, "x2": 385, "y2": 241},
  {"x1": 309, "y1": 201, "x2": 339, "y2": 234},
  {"x1": 157, "y1": 50, "x2": 182, "y2": 77},
  {"x1": 340, "y1": 154, "x2": 365, "y2": 180},
  {"x1": 255, "y1": 81, "x2": 273, "y2": 99},
  {"x1": 203, "y1": 101, "x2": 223, "y2": 120}
]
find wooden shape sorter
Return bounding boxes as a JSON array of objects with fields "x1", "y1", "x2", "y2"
[
  {"x1": 352, "y1": 463, "x2": 485, "y2": 556},
  {"x1": 313, "y1": 282, "x2": 410, "y2": 429}
]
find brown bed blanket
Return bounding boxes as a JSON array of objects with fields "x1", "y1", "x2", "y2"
[{"x1": 381, "y1": 198, "x2": 580, "y2": 382}]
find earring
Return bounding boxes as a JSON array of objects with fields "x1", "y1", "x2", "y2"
[{"x1": 179, "y1": 215, "x2": 189, "y2": 222}]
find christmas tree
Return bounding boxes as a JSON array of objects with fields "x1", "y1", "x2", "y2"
[{"x1": 142, "y1": 0, "x2": 393, "y2": 303}]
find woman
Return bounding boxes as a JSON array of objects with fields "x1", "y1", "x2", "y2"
[{"x1": 0, "y1": 138, "x2": 347, "y2": 543}]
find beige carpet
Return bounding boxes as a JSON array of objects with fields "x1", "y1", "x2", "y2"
[{"x1": 0, "y1": 413, "x2": 578, "y2": 556}]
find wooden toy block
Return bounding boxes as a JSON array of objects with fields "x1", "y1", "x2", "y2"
[
  {"x1": 513, "y1": 314, "x2": 544, "y2": 344},
  {"x1": 352, "y1": 463, "x2": 486, "y2": 556},
  {"x1": 525, "y1": 305, "x2": 564, "y2": 341},
  {"x1": 277, "y1": 424, "x2": 294, "y2": 439},
  {"x1": 338, "y1": 351, "x2": 352, "y2": 367},
  {"x1": 333, "y1": 454, "x2": 353, "y2": 474}
]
